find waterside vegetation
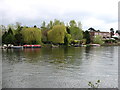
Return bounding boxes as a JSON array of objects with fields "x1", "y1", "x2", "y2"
[{"x1": 1, "y1": 20, "x2": 120, "y2": 48}]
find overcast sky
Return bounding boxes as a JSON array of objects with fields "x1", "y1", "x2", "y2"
[{"x1": 0, "y1": 0, "x2": 119, "y2": 31}]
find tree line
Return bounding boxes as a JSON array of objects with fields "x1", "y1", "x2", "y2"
[{"x1": 1, "y1": 19, "x2": 104, "y2": 46}]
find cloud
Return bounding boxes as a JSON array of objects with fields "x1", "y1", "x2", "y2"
[{"x1": 0, "y1": 0, "x2": 119, "y2": 31}]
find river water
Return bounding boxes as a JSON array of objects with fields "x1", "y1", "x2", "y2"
[{"x1": 2, "y1": 46, "x2": 118, "y2": 88}]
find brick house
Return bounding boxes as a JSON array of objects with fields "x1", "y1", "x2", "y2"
[{"x1": 89, "y1": 31, "x2": 111, "y2": 41}]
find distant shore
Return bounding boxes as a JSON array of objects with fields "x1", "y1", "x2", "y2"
[{"x1": 1, "y1": 43, "x2": 120, "y2": 49}]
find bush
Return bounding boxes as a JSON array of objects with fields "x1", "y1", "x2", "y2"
[{"x1": 93, "y1": 35, "x2": 104, "y2": 45}]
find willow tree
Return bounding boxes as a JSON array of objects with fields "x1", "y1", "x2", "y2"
[
  {"x1": 21, "y1": 27, "x2": 42, "y2": 44},
  {"x1": 47, "y1": 25, "x2": 67, "y2": 44}
]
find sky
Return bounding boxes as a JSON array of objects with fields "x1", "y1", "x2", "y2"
[{"x1": 0, "y1": 0, "x2": 119, "y2": 31}]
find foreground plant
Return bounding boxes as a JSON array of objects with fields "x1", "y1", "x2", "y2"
[{"x1": 88, "y1": 80, "x2": 101, "y2": 88}]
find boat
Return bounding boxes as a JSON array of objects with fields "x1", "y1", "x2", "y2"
[
  {"x1": 74, "y1": 44, "x2": 80, "y2": 47},
  {"x1": 90, "y1": 44, "x2": 101, "y2": 46},
  {"x1": 23, "y1": 45, "x2": 41, "y2": 48},
  {"x1": 51, "y1": 44, "x2": 59, "y2": 48},
  {"x1": 81, "y1": 45, "x2": 87, "y2": 47},
  {"x1": 11, "y1": 46, "x2": 23, "y2": 49}
]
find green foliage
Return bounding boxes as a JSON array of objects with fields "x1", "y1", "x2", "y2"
[
  {"x1": 69, "y1": 20, "x2": 77, "y2": 27},
  {"x1": 2, "y1": 27, "x2": 15, "y2": 45},
  {"x1": 14, "y1": 33, "x2": 23, "y2": 45},
  {"x1": 82, "y1": 39, "x2": 86, "y2": 44},
  {"x1": 47, "y1": 25, "x2": 67, "y2": 44},
  {"x1": 41, "y1": 29, "x2": 49, "y2": 43},
  {"x1": 64, "y1": 34, "x2": 72, "y2": 46},
  {"x1": 2, "y1": 33, "x2": 15, "y2": 45},
  {"x1": 46, "y1": 19, "x2": 64, "y2": 30},
  {"x1": 47, "y1": 30, "x2": 52, "y2": 43},
  {"x1": 88, "y1": 80, "x2": 101, "y2": 88},
  {"x1": 83, "y1": 30, "x2": 91, "y2": 44},
  {"x1": 104, "y1": 39, "x2": 116, "y2": 43},
  {"x1": 69, "y1": 27, "x2": 83, "y2": 40},
  {"x1": 47, "y1": 21, "x2": 53, "y2": 29},
  {"x1": 2, "y1": 20, "x2": 84, "y2": 45},
  {"x1": 2, "y1": 31, "x2": 8, "y2": 44},
  {"x1": 13, "y1": 25, "x2": 24, "y2": 45},
  {"x1": 21, "y1": 27, "x2": 42, "y2": 44},
  {"x1": 5, "y1": 34, "x2": 15, "y2": 45},
  {"x1": 53, "y1": 19, "x2": 64, "y2": 26},
  {"x1": 93, "y1": 35, "x2": 104, "y2": 45},
  {"x1": 8, "y1": 27, "x2": 13, "y2": 35}
]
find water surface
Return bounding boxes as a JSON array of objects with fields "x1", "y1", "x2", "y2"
[{"x1": 2, "y1": 46, "x2": 118, "y2": 88}]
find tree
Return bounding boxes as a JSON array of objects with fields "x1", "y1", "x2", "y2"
[
  {"x1": 34, "y1": 25, "x2": 37, "y2": 28},
  {"x1": 2, "y1": 30, "x2": 15, "y2": 45},
  {"x1": 4, "y1": 34, "x2": 15, "y2": 45},
  {"x1": 53, "y1": 19, "x2": 61, "y2": 26},
  {"x1": 69, "y1": 20, "x2": 77, "y2": 27},
  {"x1": 68, "y1": 20, "x2": 83, "y2": 41},
  {"x1": 41, "y1": 21, "x2": 46, "y2": 29},
  {"x1": 69, "y1": 27, "x2": 83, "y2": 40},
  {"x1": 41, "y1": 29, "x2": 49, "y2": 43},
  {"x1": 14, "y1": 33, "x2": 23, "y2": 45},
  {"x1": 93, "y1": 35, "x2": 104, "y2": 45},
  {"x1": 64, "y1": 34, "x2": 72, "y2": 46},
  {"x1": 49, "y1": 20, "x2": 53, "y2": 29},
  {"x1": 83, "y1": 30, "x2": 91, "y2": 44},
  {"x1": 21, "y1": 27, "x2": 42, "y2": 44},
  {"x1": 2, "y1": 31, "x2": 8, "y2": 44},
  {"x1": 2, "y1": 27, "x2": 15, "y2": 45},
  {"x1": 66, "y1": 27, "x2": 70, "y2": 34},
  {"x1": 110, "y1": 28, "x2": 114, "y2": 32},
  {"x1": 116, "y1": 30, "x2": 120, "y2": 35},
  {"x1": 47, "y1": 21, "x2": 53, "y2": 29},
  {"x1": 47, "y1": 25, "x2": 67, "y2": 44},
  {"x1": 110, "y1": 28, "x2": 114, "y2": 37},
  {"x1": 8, "y1": 27, "x2": 13, "y2": 35},
  {"x1": 88, "y1": 27, "x2": 96, "y2": 32}
]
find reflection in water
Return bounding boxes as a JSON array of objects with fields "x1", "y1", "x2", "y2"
[
  {"x1": 2, "y1": 46, "x2": 118, "y2": 88},
  {"x1": 85, "y1": 46, "x2": 91, "y2": 54}
]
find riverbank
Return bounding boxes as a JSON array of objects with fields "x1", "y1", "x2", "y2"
[
  {"x1": 101, "y1": 43, "x2": 120, "y2": 46},
  {"x1": 1, "y1": 42, "x2": 120, "y2": 49}
]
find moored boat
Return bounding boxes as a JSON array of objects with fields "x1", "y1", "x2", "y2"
[
  {"x1": 90, "y1": 44, "x2": 100, "y2": 46},
  {"x1": 23, "y1": 45, "x2": 41, "y2": 48},
  {"x1": 11, "y1": 46, "x2": 23, "y2": 49}
]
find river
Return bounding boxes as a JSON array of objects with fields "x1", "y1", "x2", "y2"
[{"x1": 2, "y1": 46, "x2": 118, "y2": 88}]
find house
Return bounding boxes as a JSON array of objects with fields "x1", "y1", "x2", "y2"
[
  {"x1": 89, "y1": 31, "x2": 111, "y2": 41},
  {"x1": 115, "y1": 30, "x2": 120, "y2": 39}
]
